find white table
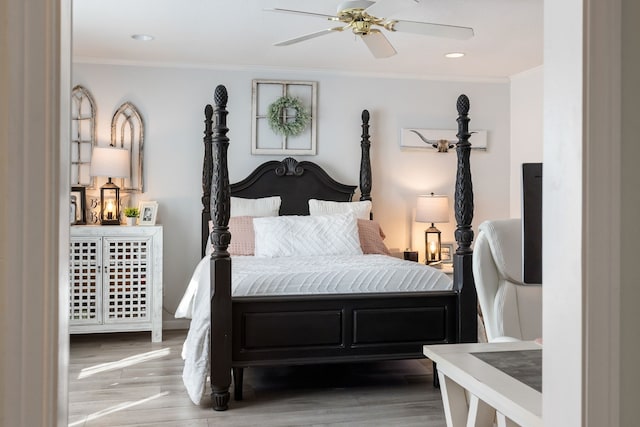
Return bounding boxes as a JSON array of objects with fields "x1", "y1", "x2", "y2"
[{"x1": 423, "y1": 341, "x2": 542, "y2": 427}]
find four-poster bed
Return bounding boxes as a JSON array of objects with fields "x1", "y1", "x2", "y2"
[{"x1": 193, "y1": 85, "x2": 477, "y2": 411}]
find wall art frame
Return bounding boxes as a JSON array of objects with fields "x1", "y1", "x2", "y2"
[
  {"x1": 70, "y1": 85, "x2": 97, "y2": 188},
  {"x1": 138, "y1": 201, "x2": 158, "y2": 226},
  {"x1": 441, "y1": 242, "x2": 454, "y2": 264},
  {"x1": 111, "y1": 101, "x2": 144, "y2": 193},
  {"x1": 251, "y1": 79, "x2": 317, "y2": 155},
  {"x1": 70, "y1": 186, "x2": 87, "y2": 225}
]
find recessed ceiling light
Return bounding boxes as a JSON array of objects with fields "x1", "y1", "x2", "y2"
[
  {"x1": 445, "y1": 52, "x2": 465, "y2": 59},
  {"x1": 131, "y1": 34, "x2": 154, "y2": 41}
]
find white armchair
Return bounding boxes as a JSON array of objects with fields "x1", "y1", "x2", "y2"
[{"x1": 473, "y1": 218, "x2": 542, "y2": 342}]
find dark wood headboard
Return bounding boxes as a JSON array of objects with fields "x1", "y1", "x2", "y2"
[
  {"x1": 230, "y1": 158, "x2": 356, "y2": 215},
  {"x1": 201, "y1": 105, "x2": 372, "y2": 257}
]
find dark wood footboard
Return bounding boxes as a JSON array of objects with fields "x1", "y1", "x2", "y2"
[{"x1": 203, "y1": 85, "x2": 476, "y2": 410}]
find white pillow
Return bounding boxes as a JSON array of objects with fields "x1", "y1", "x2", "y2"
[
  {"x1": 253, "y1": 212, "x2": 363, "y2": 258},
  {"x1": 308, "y1": 199, "x2": 372, "y2": 220},
  {"x1": 230, "y1": 196, "x2": 281, "y2": 217}
]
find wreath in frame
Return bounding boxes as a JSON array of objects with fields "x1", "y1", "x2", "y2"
[{"x1": 267, "y1": 96, "x2": 311, "y2": 137}]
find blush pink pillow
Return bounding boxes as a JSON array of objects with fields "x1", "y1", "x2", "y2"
[
  {"x1": 357, "y1": 219, "x2": 390, "y2": 255},
  {"x1": 228, "y1": 216, "x2": 255, "y2": 256},
  {"x1": 208, "y1": 217, "x2": 255, "y2": 256}
]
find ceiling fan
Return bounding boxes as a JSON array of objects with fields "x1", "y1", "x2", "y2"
[{"x1": 266, "y1": 0, "x2": 474, "y2": 59}]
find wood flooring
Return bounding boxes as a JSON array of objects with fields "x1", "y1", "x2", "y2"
[{"x1": 68, "y1": 330, "x2": 447, "y2": 426}]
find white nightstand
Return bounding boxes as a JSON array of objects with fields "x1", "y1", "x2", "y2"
[{"x1": 68, "y1": 225, "x2": 163, "y2": 342}]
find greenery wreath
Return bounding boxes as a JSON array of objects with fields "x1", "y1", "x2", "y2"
[{"x1": 267, "y1": 96, "x2": 311, "y2": 137}]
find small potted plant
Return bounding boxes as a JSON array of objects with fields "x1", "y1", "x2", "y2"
[{"x1": 123, "y1": 207, "x2": 139, "y2": 226}]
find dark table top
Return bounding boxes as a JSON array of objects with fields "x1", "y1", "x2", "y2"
[{"x1": 471, "y1": 349, "x2": 542, "y2": 393}]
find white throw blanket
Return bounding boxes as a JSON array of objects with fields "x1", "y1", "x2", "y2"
[{"x1": 175, "y1": 254, "x2": 452, "y2": 404}]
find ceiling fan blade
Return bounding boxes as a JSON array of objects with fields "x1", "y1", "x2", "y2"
[
  {"x1": 364, "y1": 0, "x2": 419, "y2": 19},
  {"x1": 392, "y1": 20, "x2": 474, "y2": 39},
  {"x1": 361, "y1": 30, "x2": 397, "y2": 58},
  {"x1": 274, "y1": 27, "x2": 345, "y2": 46},
  {"x1": 264, "y1": 8, "x2": 335, "y2": 20}
]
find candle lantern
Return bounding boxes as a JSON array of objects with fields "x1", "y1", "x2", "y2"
[
  {"x1": 415, "y1": 193, "x2": 450, "y2": 266},
  {"x1": 425, "y1": 227, "x2": 442, "y2": 264},
  {"x1": 90, "y1": 146, "x2": 130, "y2": 225}
]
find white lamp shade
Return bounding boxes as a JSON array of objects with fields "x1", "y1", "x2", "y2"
[
  {"x1": 416, "y1": 194, "x2": 450, "y2": 223},
  {"x1": 90, "y1": 146, "x2": 130, "y2": 178}
]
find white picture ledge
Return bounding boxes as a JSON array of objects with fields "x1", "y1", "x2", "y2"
[{"x1": 400, "y1": 128, "x2": 488, "y2": 152}]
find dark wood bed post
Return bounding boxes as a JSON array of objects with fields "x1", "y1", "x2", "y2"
[
  {"x1": 201, "y1": 98, "x2": 213, "y2": 257},
  {"x1": 208, "y1": 85, "x2": 233, "y2": 411},
  {"x1": 359, "y1": 109, "x2": 372, "y2": 204},
  {"x1": 453, "y1": 94, "x2": 478, "y2": 343}
]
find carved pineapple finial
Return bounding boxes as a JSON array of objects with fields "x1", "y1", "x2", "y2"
[
  {"x1": 214, "y1": 85, "x2": 228, "y2": 107},
  {"x1": 361, "y1": 109, "x2": 370, "y2": 124},
  {"x1": 457, "y1": 94, "x2": 470, "y2": 115}
]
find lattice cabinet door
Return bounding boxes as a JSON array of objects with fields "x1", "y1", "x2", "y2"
[
  {"x1": 69, "y1": 237, "x2": 102, "y2": 324},
  {"x1": 102, "y1": 237, "x2": 152, "y2": 324},
  {"x1": 69, "y1": 225, "x2": 163, "y2": 341}
]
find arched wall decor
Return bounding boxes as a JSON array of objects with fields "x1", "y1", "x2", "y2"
[
  {"x1": 111, "y1": 101, "x2": 144, "y2": 192},
  {"x1": 70, "y1": 85, "x2": 97, "y2": 188}
]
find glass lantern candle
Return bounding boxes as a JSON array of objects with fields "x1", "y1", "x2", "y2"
[
  {"x1": 90, "y1": 146, "x2": 130, "y2": 225},
  {"x1": 416, "y1": 193, "x2": 450, "y2": 266}
]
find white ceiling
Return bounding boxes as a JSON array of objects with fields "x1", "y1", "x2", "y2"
[{"x1": 73, "y1": 0, "x2": 543, "y2": 80}]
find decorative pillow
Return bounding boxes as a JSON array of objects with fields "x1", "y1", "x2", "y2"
[
  {"x1": 308, "y1": 199, "x2": 372, "y2": 220},
  {"x1": 253, "y1": 212, "x2": 363, "y2": 257},
  {"x1": 228, "y1": 216, "x2": 255, "y2": 256},
  {"x1": 231, "y1": 196, "x2": 281, "y2": 217},
  {"x1": 357, "y1": 219, "x2": 391, "y2": 255},
  {"x1": 207, "y1": 216, "x2": 255, "y2": 256}
]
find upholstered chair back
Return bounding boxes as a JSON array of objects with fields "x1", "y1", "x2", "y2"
[{"x1": 473, "y1": 218, "x2": 542, "y2": 342}]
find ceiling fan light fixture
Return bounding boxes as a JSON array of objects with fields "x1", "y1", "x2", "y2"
[
  {"x1": 445, "y1": 52, "x2": 465, "y2": 58},
  {"x1": 352, "y1": 20, "x2": 373, "y2": 35},
  {"x1": 269, "y1": 1, "x2": 474, "y2": 59}
]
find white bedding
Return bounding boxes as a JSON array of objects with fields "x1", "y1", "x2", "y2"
[{"x1": 175, "y1": 254, "x2": 452, "y2": 404}]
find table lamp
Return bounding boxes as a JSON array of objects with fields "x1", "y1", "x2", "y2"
[
  {"x1": 416, "y1": 193, "x2": 450, "y2": 265},
  {"x1": 90, "y1": 146, "x2": 130, "y2": 225}
]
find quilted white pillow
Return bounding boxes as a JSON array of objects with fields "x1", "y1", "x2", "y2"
[
  {"x1": 230, "y1": 196, "x2": 281, "y2": 217},
  {"x1": 253, "y1": 212, "x2": 363, "y2": 257},
  {"x1": 308, "y1": 199, "x2": 372, "y2": 220}
]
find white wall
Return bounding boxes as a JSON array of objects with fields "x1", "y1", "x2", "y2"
[
  {"x1": 509, "y1": 66, "x2": 543, "y2": 217},
  {"x1": 543, "y1": 0, "x2": 585, "y2": 423},
  {"x1": 72, "y1": 63, "x2": 511, "y2": 319}
]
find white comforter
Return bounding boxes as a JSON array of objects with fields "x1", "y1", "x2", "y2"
[{"x1": 175, "y1": 254, "x2": 452, "y2": 404}]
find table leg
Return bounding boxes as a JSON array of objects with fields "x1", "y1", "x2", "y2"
[
  {"x1": 438, "y1": 371, "x2": 496, "y2": 427},
  {"x1": 438, "y1": 371, "x2": 468, "y2": 427},
  {"x1": 467, "y1": 394, "x2": 496, "y2": 427},
  {"x1": 496, "y1": 413, "x2": 519, "y2": 427}
]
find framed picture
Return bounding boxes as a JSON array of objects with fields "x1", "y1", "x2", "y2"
[
  {"x1": 441, "y1": 243, "x2": 454, "y2": 264},
  {"x1": 251, "y1": 79, "x2": 317, "y2": 155},
  {"x1": 70, "y1": 186, "x2": 86, "y2": 225},
  {"x1": 138, "y1": 201, "x2": 158, "y2": 226}
]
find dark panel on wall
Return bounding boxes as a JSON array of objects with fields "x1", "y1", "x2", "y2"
[{"x1": 522, "y1": 163, "x2": 543, "y2": 284}]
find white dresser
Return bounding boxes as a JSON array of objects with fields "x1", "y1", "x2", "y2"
[{"x1": 69, "y1": 225, "x2": 163, "y2": 342}]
